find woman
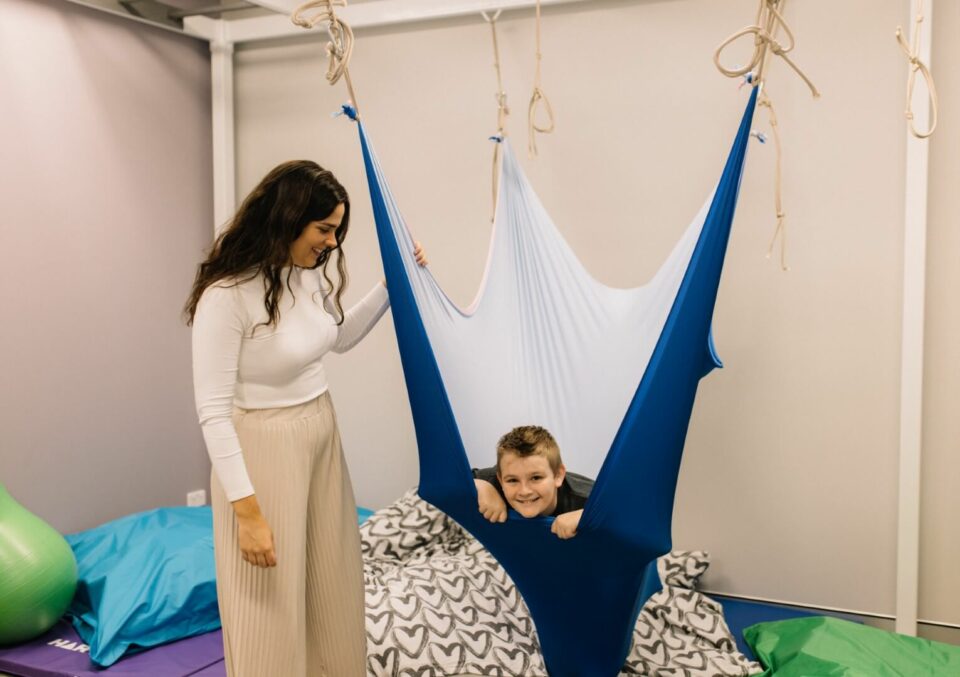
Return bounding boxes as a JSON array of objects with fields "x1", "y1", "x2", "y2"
[{"x1": 185, "y1": 160, "x2": 425, "y2": 677}]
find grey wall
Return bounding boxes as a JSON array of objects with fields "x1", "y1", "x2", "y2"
[
  {"x1": 234, "y1": 0, "x2": 958, "y2": 625},
  {"x1": 0, "y1": 0, "x2": 213, "y2": 533}
]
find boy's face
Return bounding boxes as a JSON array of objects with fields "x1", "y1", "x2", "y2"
[{"x1": 497, "y1": 451, "x2": 566, "y2": 518}]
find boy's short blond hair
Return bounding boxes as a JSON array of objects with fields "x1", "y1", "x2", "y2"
[{"x1": 496, "y1": 426, "x2": 562, "y2": 474}]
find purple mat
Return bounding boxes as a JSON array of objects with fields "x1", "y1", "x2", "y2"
[{"x1": 0, "y1": 621, "x2": 225, "y2": 677}]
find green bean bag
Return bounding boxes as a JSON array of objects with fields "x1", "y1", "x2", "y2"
[
  {"x1": 745, "y1": 616, "x2": 960, "y2": 676},
  {"x1": 0, "y1": 485, "x2": 78, "y2": 644}
]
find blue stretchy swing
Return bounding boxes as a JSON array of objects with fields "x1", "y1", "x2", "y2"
[{"x1": 345, "y1": 87, "x2": 757, "y2": 676}]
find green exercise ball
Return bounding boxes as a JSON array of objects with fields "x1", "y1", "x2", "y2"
[{"x1": 0, "y1": 484, "x2": 78, "y2": 645}]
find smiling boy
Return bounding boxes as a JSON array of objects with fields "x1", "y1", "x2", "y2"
[{"x1": 472, "y1": 426, "x2": 593, "y2": 539}]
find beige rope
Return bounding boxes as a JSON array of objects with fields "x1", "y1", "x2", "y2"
[
  {"x1": 527, "y1": 0, "x2": 555, "y2": 158},
  {"x1": 758, "y1": 91, "x2": 789, "y2": 270},
  {"x1": 715, "y1": 0, "x2": 819, "y2": 270},
  {"x1": 482, "y1": 10, "x2": 510, "y2": 220},
  {"x1": 896, "y1": 0, "x2": 938, "y2": 139},
  {"x1": 291, "y1": 0, "x2": 360, "y2": 115},
  {"x1": 714, "y1": 0, "x2": 819, "y2": 98}
]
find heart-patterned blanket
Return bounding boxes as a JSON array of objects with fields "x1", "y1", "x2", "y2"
[{"x1": 361, "y1": 489, "x2": 761, "y2": 676}]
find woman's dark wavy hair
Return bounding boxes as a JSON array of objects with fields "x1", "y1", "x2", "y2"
[{"x1": 185, "y1": 160, "x2": 350, "y2": 328}]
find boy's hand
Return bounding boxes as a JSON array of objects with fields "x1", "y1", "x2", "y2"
[
  {"x1": 551, "y1": 509, "x2": 583, "y2": 540},
  {"x1": 475, "y1": 479, "x2": 507, "y2": 523}
]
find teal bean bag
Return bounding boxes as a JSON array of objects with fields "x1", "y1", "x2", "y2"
[
  {"x1": 64, "y1": 506, "x2": 219, "y2": 667},
  {"x1": 0, "y1": 485, "x2": 78, "y2": 645}
]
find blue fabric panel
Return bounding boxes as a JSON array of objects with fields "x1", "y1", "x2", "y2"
[
  {"x1": 64, "y1": 507, "x2": 219, "y2": 667},
  {"x1": 581, "y1": 88, "x2": 758, "y2": 545},
  {"x1": 352, "y1": 88, "x2": 757, "y2": 677}
]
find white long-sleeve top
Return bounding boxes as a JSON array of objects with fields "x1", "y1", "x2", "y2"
[{"x1": 192, "y1": 267, "x2": 389, "y2": 501}]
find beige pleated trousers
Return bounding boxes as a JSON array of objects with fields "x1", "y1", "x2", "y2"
[{"x1": 210, "y1": 391, "x2": 367, "y2": 677}]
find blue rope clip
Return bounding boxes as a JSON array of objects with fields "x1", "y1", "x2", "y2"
[{"x1": 337, "y1": 104, "x2": 359, "y2": 121}]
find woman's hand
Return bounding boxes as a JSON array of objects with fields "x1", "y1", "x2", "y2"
[
  {"x1": 382, "y1": 242, "x2": 429, "y2": 287},
  {"x1": 413, "y1": 241, "x2": 428, "y2": 266},
  {"x1": 475, "y1": 479, "x2": 508, "y2": 523},
  {"x1": 232, "y1": 495, "x2": 278, "y2": 568},
  {"x1": 551, "y1": 509, "x2": 583, "y2": 540}
]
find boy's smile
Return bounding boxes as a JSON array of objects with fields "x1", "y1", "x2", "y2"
[{"x1": 497, "y1": 452, "x2": 566, "y2": 518}]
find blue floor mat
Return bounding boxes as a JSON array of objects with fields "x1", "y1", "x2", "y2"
[{"x1": 714, "y1": 595, "x2": 861, "y2": 662}]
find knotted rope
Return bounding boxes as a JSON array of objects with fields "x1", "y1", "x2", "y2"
[
  {"x1": 896, "y1": 0, "x2": 938, "y2": 139},
  {"x1": 716, "y1": 1, "x2": 818, "y2": 270},
  {"x1": 482, "y1": 10, "x2": 510, "y2": 220},
  {"x1": 714, "y1": 0, "x2": 819, "y2": 98},
  {"x1": 756, "y1": 89, "x2": 788, "y2": 269},
  {"x1": 528, "y1": 0, "x2": 555, "y2": 158},
  {"x1": 291, "y1": 0, "x2": 360, "y2": 115}
]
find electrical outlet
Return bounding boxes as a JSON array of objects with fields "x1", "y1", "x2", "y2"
[{"x1": 186, "y1": 489, "x2": 207, "y2": 507}]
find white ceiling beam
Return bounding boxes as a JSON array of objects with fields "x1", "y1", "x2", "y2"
[
  {"x1": 183, "y1": 15, "x2": 221, "y2": 41},
  {"x1": 227, "y1": 0, "x2": 590, "y2": 44},
  {"x1": 240, "y1": 0, "x2": 302, "y2": 13}
]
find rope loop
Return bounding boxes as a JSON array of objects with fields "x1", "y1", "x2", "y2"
[
  {"x1": 527, "y1": 0, "x2": 555, "y2": 157},
  {"x1": 895, "y1": 1, "x2": 938, "y2": 139},
  {"x1": 528, "y1": 87, "x2": 555, "y2": 157},
  {"x1": 714, "y1": 0, "x2": 819, "y2": 98},
  {"x1": 291, "y1": 0, "x2": 360, "y2": 113}
]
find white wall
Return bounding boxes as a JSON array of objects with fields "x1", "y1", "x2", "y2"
[
  {"x1": 0, "y1": 0, "x2": 213, "y2": 533},
  {"x1": 233, "y1": 0, "x2": 957, "y2": 625}
]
